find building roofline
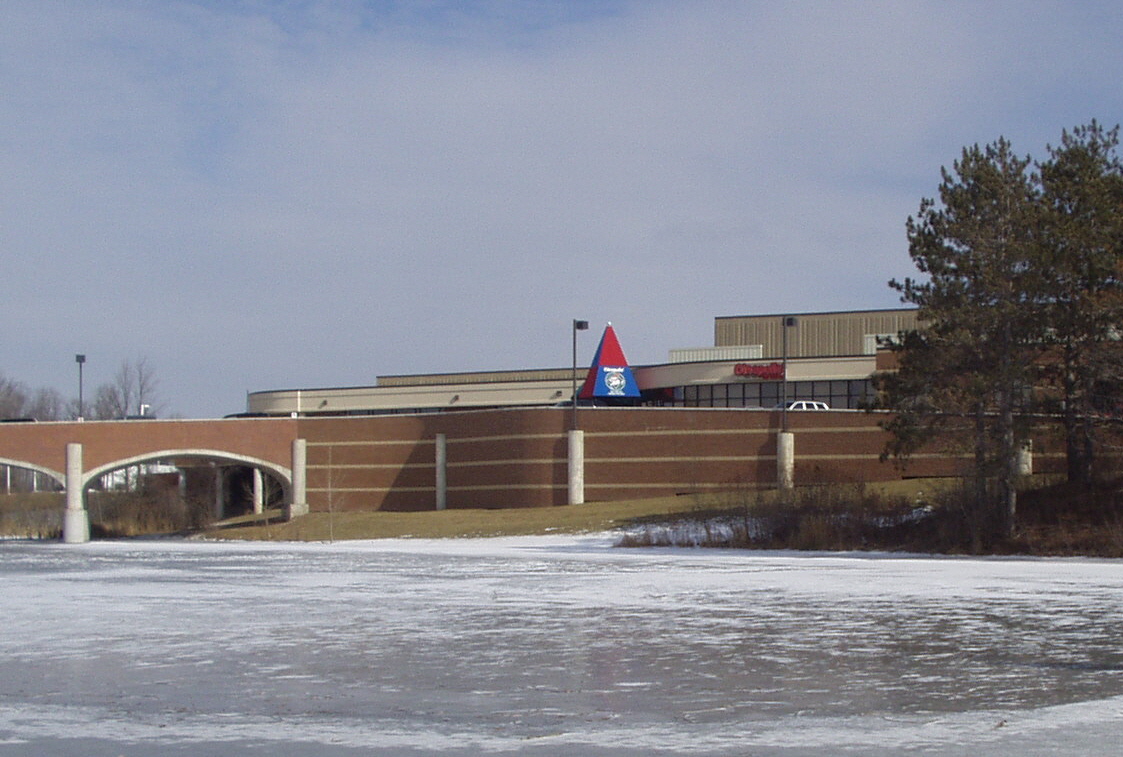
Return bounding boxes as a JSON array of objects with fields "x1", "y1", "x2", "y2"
[
  {"x1": 246, "y1": 371, "x2": 579, "y2": 398},
  {"x1": 714, "y1": 306, "x2": 917, "y2": 321}
]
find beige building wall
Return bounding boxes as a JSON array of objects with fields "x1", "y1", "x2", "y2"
[
  {"x1": 636, "y1": 355, "x2": 877, "y2": 390},
  {"x1": 247, "y1": 378, "x2": 577, "y2": 416}
]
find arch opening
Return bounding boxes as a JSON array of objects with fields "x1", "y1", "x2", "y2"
[
  {"x1": 81, "y1": 450, "x2": 293, "y2": 535},
  {"x1": 0, "y1": 459, "x2": 65, "y2": 538},
  {"x1": 0, "y1": 459, "x2": 64, "y2": 494},
  {"x1": 220, "y1": 466, "x2": 286, "y2": 519}
]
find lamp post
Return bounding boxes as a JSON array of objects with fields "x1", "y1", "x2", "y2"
[
  {"x1": 777, "y1": 317, "x2": 799, "y2": 490},
  {"x1": 75, "y1": 354, "x2": 86, "y2": 421},
  {"x1": 781, "y1": 317, "x2": 797, "y2": 431},
  {"x1": 571, "y1": 319, "x2": 589, "y2": 430}
]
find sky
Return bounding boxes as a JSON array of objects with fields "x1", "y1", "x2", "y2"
[{"x1": 3, "y1": 1, "x2": 1123, "y2": 419}]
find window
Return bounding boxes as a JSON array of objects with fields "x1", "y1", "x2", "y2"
[
  {"x1": 864, "y1": 333, "x2": 900, "y2": 354},
  {"x1": 658, "y1": 378, "x2": 874, "y2": 410}
]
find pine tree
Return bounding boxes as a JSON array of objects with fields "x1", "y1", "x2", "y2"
[
  {"x1": 1037, "y1": 121, "x2": 1123, "y2": 485},
  {"x1": 886, "y1": 138, "x2": 1041, "y2": 545}
]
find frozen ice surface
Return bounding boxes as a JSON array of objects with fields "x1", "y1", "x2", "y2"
[{"x1": 2, "y1": 535, "x2": 1123, "y2": 755}]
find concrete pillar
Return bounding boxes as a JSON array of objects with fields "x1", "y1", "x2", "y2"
[
  {"x1": 568, "y1": 430, "x2": 585, "y2": 505},
  {"x1": 287, "y1": 438, "x2": 308, "y2": 520},
  {"x1": 252, "y1": 468, "x2": 264, "y2": 515},
  {"x1": 1017, "y1": 440, "x2": 1033, "y2": 477},
  {"x1": 435, "y1": 434, "x2": 447, "y2": 511},
  {"x1": 63, "y1": 443, "x2": 89, "y2": 544},
  {"x1": 213, "y1": 466, "x2": 225, "y2": 520},
  {"x1": 777, "y1": 431, "x2": 795, "y2": 491}
]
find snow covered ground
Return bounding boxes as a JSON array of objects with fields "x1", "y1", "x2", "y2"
[{"x1": 1, "y1": 535, "x2": 1123, "y2": 755}]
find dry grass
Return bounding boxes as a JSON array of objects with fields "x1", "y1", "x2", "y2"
[
  {"x1": 204, "y1": 495, "x2": 714, "y2": 541},
  {"x1": 616, "y1": 480, "x2": 938, "y2": 551},
  {"x1": 205, "y1": 480, "x2": 942, "y2": 542},
  {"x1": 613, "y1": 476, "x2": 1123, "y2": 557},
  {"x1": 1004, "y1": 478, "x2": 1123, "y2": 557},
  {"x1": 12, "y1": 477, "x2": 1119, "y2": 557},
  {"x1": 87, "y1": 490, "x2": 212, "y2": 538},
  {"x1": 0, "y1": 489, "x2": 211, "y2": 539},
  {"x1": 0, "y1": 493, "x2": 64, "y2": 538},
  {"x1": 0, "y1": 481, "x2": 940, "y2": 543}
]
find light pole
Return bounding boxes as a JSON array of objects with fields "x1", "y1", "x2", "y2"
[
  {"x1": 571, "y1": 319, "x2": 589, "y2": 430},
  {"x1": 75, "y1": 354, "x2": 86, "y2": 421},
  {"x1": 781, "y1": 316, "x2": 797, "y2": 430}
]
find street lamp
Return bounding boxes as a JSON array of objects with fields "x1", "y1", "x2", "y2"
[
  {"x1": 781, "y1": 316, "x2": 797, "y2": 430},
  {"x1": 75, "y1": 354, "x2": 86, "y2": 421},
  {"x1": 571, "y1": 319, "x2": 589, "y2": 430}
]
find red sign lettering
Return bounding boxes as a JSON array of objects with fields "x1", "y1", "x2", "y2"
[{"x1": 733, "y1": 362, "x2": 785, "y2": 380}]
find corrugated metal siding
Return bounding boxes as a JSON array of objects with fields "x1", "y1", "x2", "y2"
[
  {"x1": 713, "y1": 309, "x2": 918, "y2": 358},
  {"x1": 667, "y1": 345, "x2": 763, "y2": 363}
]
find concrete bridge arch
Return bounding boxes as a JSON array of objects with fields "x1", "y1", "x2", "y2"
[
  {"x1": 84, "y1": 449, "x2": 294, "y2": 522},
  {"x1": 0, "y1": 457, "x2": 64, "y2": 491},
  {"x1": 0, "y1": 419, "x2": 308, "y2": 542},
  {"x1": 59, "y1": 440, "x2": 307, "y2": 539},
  {"x1": 84, "y1": 448, "x2": 293, "y2": 496},
  {"x1": 57, "y1": 437, "x2": 308, "y2": 544}
]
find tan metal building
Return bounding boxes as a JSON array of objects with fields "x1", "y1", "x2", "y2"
[
  {"x1": 245, "y1": 309, "x2": 919, "y2": 416},
  {"x1": 715, "y1": 308, "x2": 919, "y2": 358}
]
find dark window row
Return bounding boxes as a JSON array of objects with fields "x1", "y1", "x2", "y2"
[{"x1": 649, "y1": 379, "x2": 874, "y2": 410}]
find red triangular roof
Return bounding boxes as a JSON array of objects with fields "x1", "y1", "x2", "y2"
[{"x1": 579, "y1": 324, "x2": 640, "y2": 399}]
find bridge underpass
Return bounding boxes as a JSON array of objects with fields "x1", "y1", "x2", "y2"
[
  {"x1": 89, "y1": 456, "x2": 288, "y2": 520},
  {"x1": 62, "y1": 443, "x2": 306, "y2": 542},
  {"x1": 1, "y1": 449, "x2": 304, "y2": 541},
  {"x1": 0, "y1": 418, "x2": 307, "y2": 542}
]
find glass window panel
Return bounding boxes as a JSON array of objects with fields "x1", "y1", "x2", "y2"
[
  {"x1": 852, "y1": 380, "x2": 874, "y2": 408},
  {"x1": 761, "y1": 383, "x2": 779, "y2": 405}
]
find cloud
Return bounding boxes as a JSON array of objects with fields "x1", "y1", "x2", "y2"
[{"x1": 2, "y1": 1, "x2": 1122, "y2": 416}]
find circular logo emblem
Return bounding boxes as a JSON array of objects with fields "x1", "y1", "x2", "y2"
[{"x1": 604, "y1": 368, "x2": 626, "y2": 395}]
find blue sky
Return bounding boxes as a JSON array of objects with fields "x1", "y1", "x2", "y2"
[{"x1": 3, "y1": 1, "x2": 1122, "y2": 418}]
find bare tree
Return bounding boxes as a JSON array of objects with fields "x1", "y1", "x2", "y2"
[
  {"x1": 0, "y1": 373, "x2": 29, "y2": 418},
  {"x1": 92, "y1": 383, "x2": 127, "y2": 420},
  {"x1": 91, "y1": 357, "x2": 163, "y2": 419},
  {"x1": 26, "y1": 387, "x2": 66, "y2": 421},
  {"x1": 64, "y1": 397, "x2": 83, "y2": 421},
  {"x1": 133, "y1": 356, "x2": 160, "y2": 415}
]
